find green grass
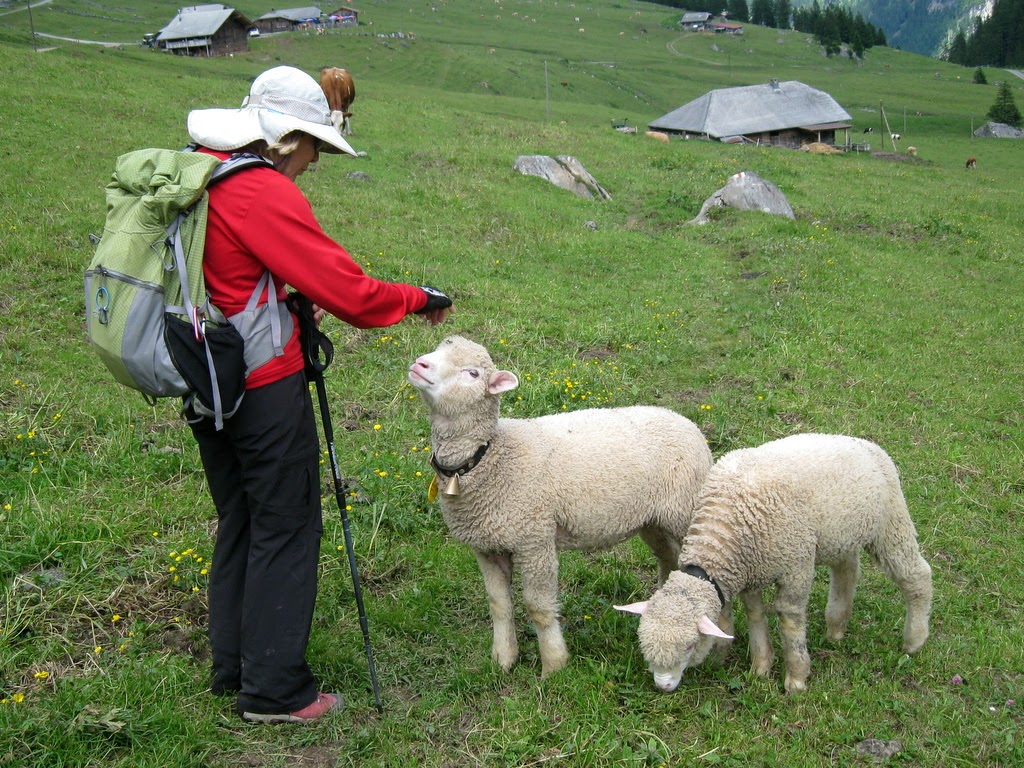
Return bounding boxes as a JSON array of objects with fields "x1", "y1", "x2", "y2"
[{"x1": 1, "y1": 1, "x2": 1023, "y2": 766}]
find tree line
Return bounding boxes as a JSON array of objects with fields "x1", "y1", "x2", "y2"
[
  {"x1": 651, "y1": 1, "x2": 886, "y2": 58},
  {"x1": 943, "y1": 0, "x2": 1024, "y2": 67}
]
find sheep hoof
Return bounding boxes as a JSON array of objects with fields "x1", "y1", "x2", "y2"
[
  {"x1": 903, "y1": 634, "x2": 928, "y2": 654},
  {"x1": 493, "y1": 650, "x2": 519, "y2": 673},
  {"x1": 540, "y1": 656, "x2": 569, "y2": 678},
  {"x1": 784, "y1": 675, "x2": 808, "y2": 694}
]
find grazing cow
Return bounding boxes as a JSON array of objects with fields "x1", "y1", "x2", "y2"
[
  {"x1": 966, "y1": 157, "x2": 977, "y2": 169},
  {"x1": 319, "y1": 67, "x2": 356, "y2": 136},
  {"x1": 863, "y1": 127, "x2": 874, "y2": 134}
]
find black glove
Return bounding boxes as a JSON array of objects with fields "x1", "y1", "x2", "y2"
[{"x1": 415, "y1": 286, "x2": 453, "y2": 314}]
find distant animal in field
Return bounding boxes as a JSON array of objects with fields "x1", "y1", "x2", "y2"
[
  {"x1": 645, "y1": 130, "x2": 670, "y2": 143},
  {"x1": 966, "y1": 157, "x2": 977, "y2": 169},
  {"x1": 890, "y1": 133, "x2": 901, "y2": 141},
  {"x1": 863, "y1": 127, "x2": 874, "y2": 134},
  {"x1": 907, "y1": 146, "x2": 917, "y2": 157},
  {"x1": 319, "y1": 67, "x2": 356, "y2": 136}
]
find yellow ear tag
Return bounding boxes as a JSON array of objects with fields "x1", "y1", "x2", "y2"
[{"x1": 427, "y1": 474, "x2": 439, "y2": 502}]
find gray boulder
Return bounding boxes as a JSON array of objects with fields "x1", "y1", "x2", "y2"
[
  {"x1": 513, "y1": 155, "x2": 611, "y2": 200},
  {"x1": 973, "y1": 121, "x2": 1024, "y2": 138},
  {"x1": 689, "y1": 170, "x2": 795, "y2": 225}
]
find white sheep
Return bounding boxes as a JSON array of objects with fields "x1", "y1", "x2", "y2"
[
  {"x1": 408, "y1": 335, "x2": 712, "y2": 677},
  {"x1": 616, "y1": 433, "x2": 932, "y2": 693}
]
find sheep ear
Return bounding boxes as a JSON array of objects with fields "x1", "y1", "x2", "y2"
[
  {"x1": 697, "y1": 615, "x2": 733, "y2": 640},
  {"x1": 487, "y1": 370, "x2": 519, "y2": 395},
  {"x1": 614, "y1": 601, "x2": 649, "y2": 616}
]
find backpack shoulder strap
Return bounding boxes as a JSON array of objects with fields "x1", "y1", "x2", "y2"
[{"x1": 209, "y1": 152, "x2": 275, "y2": 184}]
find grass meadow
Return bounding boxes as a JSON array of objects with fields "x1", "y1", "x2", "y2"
[{"x1": 1, "y1": 1, "x2": 1022, "y2": 766}]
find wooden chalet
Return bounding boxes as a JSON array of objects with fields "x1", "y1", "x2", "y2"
[
  {"x1": 326, "y1": 6, "x2": 360, "y2": 26},
  {"x1": 156, "y1": 4, "x2": 251, "y2": 57},
  {"x1": 253, "y1": 7, "x2": 325, "y2": 34},
  {"x1": 649, "y1": 80, "x2": 852, "y2": 148}
]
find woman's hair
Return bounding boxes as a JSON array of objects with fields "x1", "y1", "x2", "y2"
[
  {"x1": 269, "y1": 132, "x2": 304, "y2": 155},
  {"x1": 236, "y1": 132, "x2": 304, "y2": 159}
]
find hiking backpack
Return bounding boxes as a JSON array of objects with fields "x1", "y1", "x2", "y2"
[{"x1": 85, "y1": 147, "x2": 291, "y2": 430}]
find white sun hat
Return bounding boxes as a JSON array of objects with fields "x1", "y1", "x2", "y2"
[{"x1": 187, "y1": 66, "x2": 357, "y2": 156}]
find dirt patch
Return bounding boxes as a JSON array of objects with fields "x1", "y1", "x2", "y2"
[{"x1": 870, "y1": 151, "x2": 927, "y2": 164}]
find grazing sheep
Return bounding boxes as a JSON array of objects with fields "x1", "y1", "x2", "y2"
[
  {"x1": 907, "y1": 146, "x2": 918, "y2": 157},
  {"x1": 616, "y1": 433, "x2": 932, "y2": 693},
  {"x1": 891, "y1": 132, "x2": 901, "y2": 141},
  {"x1": 409, "y1": 336, "x2": 712, "y2": 677}
]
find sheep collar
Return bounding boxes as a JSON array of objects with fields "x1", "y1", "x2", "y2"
[
  {"x1": 430, "y1": 442, "x2": 491, "y2": 480},
  {"x1": 681, "y1": 564, "x2": 726, "y2": 608}
]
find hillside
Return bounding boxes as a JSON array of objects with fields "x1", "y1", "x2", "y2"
[
  {"x1": 802, "y1": 0, "x2": 990, "y2": 57},
  {"x1": 1, "y1": 2, "x2": 1023, "y2": 768}
]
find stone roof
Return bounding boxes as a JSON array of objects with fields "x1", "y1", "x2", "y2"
[
  {"x1": 257, "y1": 6, "x2": 324, "y2": 22},
  {"x1": 158, "y1": 5, "x2": 249, "y2": 41},
  {"x1": 649, "y1": 80, "x2": 851, "y2": 138}
]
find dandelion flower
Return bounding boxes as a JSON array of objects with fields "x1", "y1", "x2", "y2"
[
  {"x1": 33, "y1": 671, "x2": 49, "y2": 680},
  {"x1": 12, "y1": 693, "x2": 25, "y2": 704}
]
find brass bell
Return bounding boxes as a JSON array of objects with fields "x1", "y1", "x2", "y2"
[{"x1": 442, "y1": 473, "x2": 461, "y2": 497}]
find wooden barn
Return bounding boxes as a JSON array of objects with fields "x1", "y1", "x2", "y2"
[
  {"x1": 156, "y1": 5, "x2": 252, "y2": 57},
  {"x1": 253, "y1": 7, "x2": 325, "y2": 34},
  {"x1": 649, "y1": 80, "x2": 852, "y2": 148},
  {"x1": 326, "y1": 6, "x2": 360, "y2": 26}
]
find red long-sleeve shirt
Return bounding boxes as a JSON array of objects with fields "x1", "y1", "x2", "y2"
[{"x1": 200, "y1": 148, "x2": 427, "y2": 389}]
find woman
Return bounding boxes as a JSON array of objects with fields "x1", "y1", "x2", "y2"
[{"x1": 184, "y1": 66, "x2": 452, "y2": 723}]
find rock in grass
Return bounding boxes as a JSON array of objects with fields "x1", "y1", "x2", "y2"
[
  {"x1": 513, "y1": 155, "x2": 612, "y2": 200},
  {"x1": 689, "y1": 170, "x2": 794, "y2": 224}
]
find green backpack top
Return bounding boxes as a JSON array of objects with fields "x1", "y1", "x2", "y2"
[{"x1": 85, "y1": 147, "x2": 289, "y2": 430}]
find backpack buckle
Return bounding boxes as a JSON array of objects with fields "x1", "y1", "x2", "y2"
[
  {"x1": 192, "y1": 307, "x2": 205, "y2": 342},
  {"x1": 94, "y1": 286, "x2": 110, "y2": 325}
]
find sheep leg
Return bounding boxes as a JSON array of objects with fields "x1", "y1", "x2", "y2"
[
  {"x1": 895, "y1": 554, "x2": 933, "y2": 654},
  {"x1": 473, "y1": 550, "x2": 519, "y2": 672},
  {"x1": 741, "y1": 589, "x2": 774, "y2": 677},
  {"x1": 709, "y1": 598, "x2": 735, "y2": 662},
  {"x1": 639, "y1": 526, "x2": 681, "y2": 585},
  {"x1": 517, "y1": 548, "x2": 569, "y2": 678},
  {"x1": 825, "y1": 553, "x2": 860, "y2": 642},
  {"x1": 871, "y1": 517, "x2": 933, "y2": 654},
  {"x1": 774, "y1": 575, "x2": 814, "y2": 693}
]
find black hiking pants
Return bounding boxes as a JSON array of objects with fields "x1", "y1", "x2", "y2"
[{"x1": 189, "y1": 370, "x2": 323, "y2": 716}]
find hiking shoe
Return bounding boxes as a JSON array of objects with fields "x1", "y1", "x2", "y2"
[{"x1": 241, "y1": 692, "x2": 344, "y2": 724}]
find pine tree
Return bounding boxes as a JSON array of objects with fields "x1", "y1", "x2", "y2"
[
  {"x1": 946, "y1": 30, "x2": 968, "y2": 65},
  {"x1": 775, "y1": 0, "x2": 791, "y2": 30},
  {"x1": 987, "y1": 81, "x2": 1022, "y2": 127},
  {"x1": 973, "y1": 67, "x2": 988, "y2": 85},
  {"x1": 728, "y1": 0, "x2": 749, "y2": 23}
]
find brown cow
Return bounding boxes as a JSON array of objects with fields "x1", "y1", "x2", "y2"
[{"x1": 319, "y1": 67, "x2": 356, "y2": 136}]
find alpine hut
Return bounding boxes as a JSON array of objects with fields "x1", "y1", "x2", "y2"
[
  {"x1": 253, "y1": 7, "x2": 326, "y2": 34},
  {"x1": 156, "y1": 5, "x2": 252, "y2": 57},
  {"x1": 649, "y1": 80, "x2": 852, "y2": 148}
]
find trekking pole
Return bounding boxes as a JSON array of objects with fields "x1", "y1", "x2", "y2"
[{"x1": 288, "y1": 294, "x2": 384, "y2": 714}]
